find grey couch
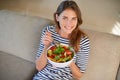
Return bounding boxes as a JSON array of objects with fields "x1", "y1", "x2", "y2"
[{"x1": 0, "y1": 10, "x2": 120, "y2": 80}]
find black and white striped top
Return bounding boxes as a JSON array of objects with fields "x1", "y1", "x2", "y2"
[{"x1": 33, "y1": 25, "x2": 90, "y2": 80}]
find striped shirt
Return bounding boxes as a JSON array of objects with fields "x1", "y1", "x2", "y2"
[{"x1": 33, "y1": 25, "x2": 90, "y2": 80}]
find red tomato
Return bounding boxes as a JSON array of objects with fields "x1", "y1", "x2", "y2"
[
  {"x1": 60, "y1": 55, "x2": 65, "y2": 58},
  {"x1": 66, "y1": 50, "x2": 72, "y2": 55},
  {"x1": 63, "y1": 46, "x2": 68, "y2": 50},
  {"x1": 50, "y1": 54, "x2": 55, "y2": 59},
  {"x1": 50, "y1": 46, "x2": 56, "y2": 51}
]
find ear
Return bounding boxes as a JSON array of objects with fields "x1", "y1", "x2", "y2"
[{"x1": 56, "y1": 14, "x2": 59, "y2": 21}]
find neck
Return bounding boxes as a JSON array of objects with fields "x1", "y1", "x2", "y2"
[{"x1": 59, "y1": 29, "x2": 69, "y2": 38}]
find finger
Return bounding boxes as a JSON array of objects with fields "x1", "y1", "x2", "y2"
[
  {"x1": 44, "y1": 36, "x2": 53, "y2": 42},
  {"x1": 42, "y1": 36, "x2": 53, "y2": 45},
  {"x1": 45, "y1": 31, "x2": 52, "y2": 36},
  {"x1": 44, "y1": 33, "x2": 53, "y2": 41},
  {"x1": 45, "y1": 34, "x2": 53, "y2": 40},
  {"x1": 42, "y1": 38, "x2": 51, "y2": 45}
]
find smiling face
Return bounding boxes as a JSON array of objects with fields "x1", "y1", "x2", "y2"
[{"x1": 56, "y1": 9, "x2": 78, "y2": 35}]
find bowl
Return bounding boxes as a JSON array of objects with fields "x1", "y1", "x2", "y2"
[{"x1": 47, "y1": 43, "x2": 75, "y2": 67}]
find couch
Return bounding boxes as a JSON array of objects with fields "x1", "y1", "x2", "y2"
[{"x1": 0, "y1": 10, "x2": 120, "y2": 80}]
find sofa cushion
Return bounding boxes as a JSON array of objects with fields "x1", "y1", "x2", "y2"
[
  {"x1": 116, "y1": 65, "x2": 120, "y2": 80},
  {"x1": 0, "y1": 51, "x2": 36, "y2": 80},
  {"x1": 0, "y1": 10, "x2": 53, "y2": 62},
  {"x1": 81, "y1": 29, "x2": 120, "y2": 80}
]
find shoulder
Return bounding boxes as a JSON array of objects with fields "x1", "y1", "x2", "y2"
[
  {"x1": 42, "y1": 25, "x2": 55, "y2": 32},
  {"x1": 80, "y1": 35, "x2": 90, "y2": 46},
  {"x1": 41, "y1": 25, "x2": 55, "y2": 34},
  {"x1": 81, "y1": 36, "x2": 90, "y2": 42}
]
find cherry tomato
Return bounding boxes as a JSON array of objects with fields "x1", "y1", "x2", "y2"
[
  {"x1": 66, "y1": 50, "x2": 72, "y2": 55},
  {"x1": 50, "y1": 46, "x2": 56, "y2": 51}
]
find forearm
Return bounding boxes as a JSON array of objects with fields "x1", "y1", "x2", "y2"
[
  {"x1": 36, "y1": 47, "x2": 48, "y2": 71},
  {"x1": 70, "y1": 62, "x2": 83, "y2": 80},
  {"x1": 35, "y1": 30, "x2": 53, "y2": 71}
]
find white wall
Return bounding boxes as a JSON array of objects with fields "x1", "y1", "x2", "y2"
[{"x1": 0, "y1": 0, "x2": 120, "y2": 36}]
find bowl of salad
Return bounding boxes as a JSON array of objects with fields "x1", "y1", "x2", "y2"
[{"x1": 47, "y1": 43, "x2": 75, "y2": 67}]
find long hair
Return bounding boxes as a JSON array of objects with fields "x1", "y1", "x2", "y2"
[{"x1": 54, "y1": 0, "x2": 86, "y2": 53}]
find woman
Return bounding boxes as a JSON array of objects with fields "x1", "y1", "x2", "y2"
[{"x1": 33, "y1": 0, "x2": 90, "y2": 80}]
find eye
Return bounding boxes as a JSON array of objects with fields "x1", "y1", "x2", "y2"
[
  {"x1": 62, "y1": 17, "x2": 68, "y2": 20},
  {"x1": 72, "y1": 17, "x2": 77, "y2": 21}
]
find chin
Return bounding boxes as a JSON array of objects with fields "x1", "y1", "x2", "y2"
[
  {"x1": 64, "y1": 29, "x2": 73, "y2": 34},
  {"x1": 66, "y1": 31, "x2": 72, "y2": 34}
]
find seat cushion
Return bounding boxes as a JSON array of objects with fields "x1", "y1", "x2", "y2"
[{"x1": 0, "y1": 51, "x2": 36, "y2": 80}]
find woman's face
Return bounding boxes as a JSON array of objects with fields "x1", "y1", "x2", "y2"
[{"x1": 56, "y1": 9, "x2": 78, "y2": 34}]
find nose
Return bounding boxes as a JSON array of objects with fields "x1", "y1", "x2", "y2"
[{"x1": 66, "y1": 20, "x2": 71, "y2": 26}]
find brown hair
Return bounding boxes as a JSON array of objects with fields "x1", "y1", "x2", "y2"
[{"x1": 54, "y1": 0, "x2": 86, "y2": 53}]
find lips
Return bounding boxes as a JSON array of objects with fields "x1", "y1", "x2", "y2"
[{"x1": 64, "y1": 26, "x2": 73, "y2": 30}]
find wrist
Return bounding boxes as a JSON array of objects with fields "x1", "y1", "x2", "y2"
[
  {"x1": 69, "y1": 61, "x2": 75, "y2": 68},
  {"x1": 42, "y1": 47, "x2": 48, "y2": 57}
]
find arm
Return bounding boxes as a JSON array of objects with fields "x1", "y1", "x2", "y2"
[
  {"x1": 36, "y1": 47, "x2": 48, "y2": 71},
  {"x1": 69, "y1": 62, "x2": 83, "y2": 80},
  {"x1": 36, "y1": 30, "x2": 53, "y2": 71},
  {"x1": 70, "y1": 36, "x2": 90, "y2": 79}
]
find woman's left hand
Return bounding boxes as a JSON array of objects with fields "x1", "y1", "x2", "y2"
[{"x1": 69, "y1": 61, "x2": 83, "y2": 80}]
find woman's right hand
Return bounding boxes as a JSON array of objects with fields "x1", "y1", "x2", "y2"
[
  {"x1": 36, "y1": 31, "x2": 53, "y2": 71},
  {"x1": 42, "y1": 31, "x2": 53, "y2": 48}
]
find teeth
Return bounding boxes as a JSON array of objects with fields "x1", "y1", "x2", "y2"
[{"x1": 65, "y1": 26, "x2": 71, "y2": 29}]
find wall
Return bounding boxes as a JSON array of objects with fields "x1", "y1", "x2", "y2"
[{"x1": 0, "y1": 0, "x2": 120, "y2": 36}]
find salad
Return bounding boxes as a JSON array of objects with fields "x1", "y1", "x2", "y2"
[{"x1": 47, "y1": 44, "x2": 74, "y2": 63}]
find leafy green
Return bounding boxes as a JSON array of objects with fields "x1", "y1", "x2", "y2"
[
  {"x1": 54, "y1": 55, "x2": 60, "y2": 60},
  {"x1": 53, "y1": 45, "x2": 65, "y2": 54},
  {"x1": 62, "y1": 56, "x2": 70, "y2": 62}
]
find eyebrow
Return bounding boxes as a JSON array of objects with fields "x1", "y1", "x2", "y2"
[
  {"x1": 72, "y1": 17, "x2": 77, "y2": 19},
  {"x1": 63, "y1": 16, "x2": 77, "y2": 18}
]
